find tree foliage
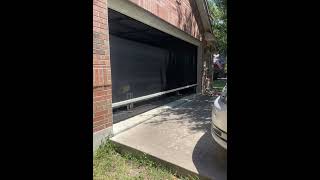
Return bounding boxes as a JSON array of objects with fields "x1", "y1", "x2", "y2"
[{"x1": 208, "y1": 0, "x2": 227, "y2": 56}]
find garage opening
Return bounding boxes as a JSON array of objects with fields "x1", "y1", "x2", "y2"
[{"x1": 108, "y1": 9, "x2": 198, "y2": 123}]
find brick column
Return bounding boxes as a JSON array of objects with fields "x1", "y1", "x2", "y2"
[{"x1": 93, "y1": 0, "x2": 112, "y2": 133}]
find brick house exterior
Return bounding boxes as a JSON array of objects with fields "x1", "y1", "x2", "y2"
[
  {"x1": 93, "y1": 0, "x2": 112, "y2": 134},
  {"x1": 93, "y1": 0, "x2": 214, "y2": 150}
]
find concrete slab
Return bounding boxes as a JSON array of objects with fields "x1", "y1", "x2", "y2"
[
  {"x1": 93, "y1": 126, "x2": 113, "y2": 152},
  {"x1": 111, "y1": 95, "x2": 227, "y2": 180},
  {"x1": 112, "y1": 94, "x2": 196, "y2": 136}
]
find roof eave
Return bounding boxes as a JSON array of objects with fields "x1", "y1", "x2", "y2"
[{"x1": 195, "y1": 0, "x2": 214, "y2": 41}]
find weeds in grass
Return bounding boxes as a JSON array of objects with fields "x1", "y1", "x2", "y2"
[{"x1": 94, "y1": 139, "x2": 199, "y2": 180}]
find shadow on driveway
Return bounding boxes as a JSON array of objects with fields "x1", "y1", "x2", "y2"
[
  {"x1": 192, "y1": 132, "x2": 227, "y2": 180},
  {"x1": 144, "y1": 95, "x2": 215, "y2": 133},
  {"x1": 145, "y1": 95, "x2": 227, "y2": 179}
]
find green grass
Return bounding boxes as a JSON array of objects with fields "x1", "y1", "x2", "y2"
[
  {"x1": 93, "y1": 140, "x2": 198, "y2": 180},
  {"x1": 212, "y1": 79, "x2": 226, "y2": 89}
]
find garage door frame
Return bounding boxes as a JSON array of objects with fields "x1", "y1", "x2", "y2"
[{"x1": 107, "y1": 0, "x2": 203, "y2": 104}]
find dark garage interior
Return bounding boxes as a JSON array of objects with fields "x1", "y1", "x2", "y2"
[{"x1": 108, "y1": 9, "x2": 198, "y2": 123}]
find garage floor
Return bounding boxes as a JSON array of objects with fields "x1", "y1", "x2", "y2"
[{"x1": 111, "y1": 95, "x2": 227, "y2": 180}]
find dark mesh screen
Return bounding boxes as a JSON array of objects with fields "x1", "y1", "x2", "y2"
[{"x1": 109, "y1": 9, "x2": 197, "y2": 103}]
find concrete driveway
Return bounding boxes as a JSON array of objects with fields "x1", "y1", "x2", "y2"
[{"x1": 111, "y1": 95, "x2": 227, "y2": 180}]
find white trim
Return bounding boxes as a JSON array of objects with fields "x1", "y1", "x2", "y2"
[
  {"x1": 112, "y1": 84, "x2": 197, "y2": 108},
  {"x1": 108, "y1": 0, "x2": 201, "y2": 46}
]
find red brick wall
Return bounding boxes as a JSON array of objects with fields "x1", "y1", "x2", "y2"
[
  {"x1": 93, "y1": 0, "x2": 113, "y2": 133},
  {"x1": 129, "y1": 0, "x2": 204, "y2": 40},
  {"x1": 92, "y1": 0, "x2": 205, "y2": 134}
]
